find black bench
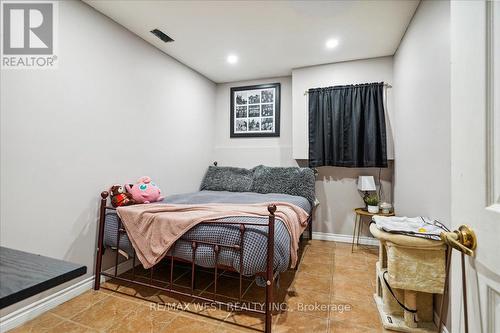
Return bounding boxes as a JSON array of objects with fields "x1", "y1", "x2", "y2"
[{"x1": 0, "y1": 247, "x2": 86, "y2": 309}]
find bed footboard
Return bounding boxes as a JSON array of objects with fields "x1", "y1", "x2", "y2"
[{"x1": 93, "y1": 191, "x2": 276, "y2": 333}]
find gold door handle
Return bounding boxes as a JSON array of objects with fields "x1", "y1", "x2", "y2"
[{"x1": 440, "y1": 225, "x2": 477, "y2": 257}]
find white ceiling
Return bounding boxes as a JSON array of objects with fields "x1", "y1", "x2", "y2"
[{"x1": 84, "y1": 0, "x2": 419, "y2": 83}]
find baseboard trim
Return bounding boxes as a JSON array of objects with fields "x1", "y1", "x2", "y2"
[
  {"x1": 312, "y1": 231, "x2": 379, "y2": 246},
  {"x1": 0, "y1": 258, "x2": 133, "y2": 332},
  {"x1": 0, "y1": 276, "x2": 94, "y2": 332}
]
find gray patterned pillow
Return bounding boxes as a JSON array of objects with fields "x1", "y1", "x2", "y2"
[
  {"x1": 251, "y1": 165, "x2": 315, "y2": 204},
  {"x1": 200, "y1": 166, "x2": 254, "y2": 192}
]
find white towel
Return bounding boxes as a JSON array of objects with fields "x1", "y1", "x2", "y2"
[{"x1": 373, "y1": 216, "x2": 449, "y2": 240}]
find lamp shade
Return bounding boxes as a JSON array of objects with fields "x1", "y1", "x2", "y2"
[{"x1": 358, "y1": 176, "x2": 376, "y2": 191}]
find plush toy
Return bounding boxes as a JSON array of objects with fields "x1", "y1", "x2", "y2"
[
  {"x1": 109, "y1": 184, "x2": 136, "y2": 207},
  {"x1": 125, "y1": 176, "x2": 164, "y2": 204}
]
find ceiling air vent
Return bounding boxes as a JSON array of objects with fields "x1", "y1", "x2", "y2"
[{"x1": 150, "y1": 29, "x2": 174, "y2": 43}]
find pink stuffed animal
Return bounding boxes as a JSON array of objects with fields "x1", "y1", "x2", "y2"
[{"x1": 125, "y1": 176, "x2": 164, "y2": 204}]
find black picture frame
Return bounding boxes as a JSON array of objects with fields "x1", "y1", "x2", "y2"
[{"x1": 230, "y1": 83, "x2": 281, "y2": 138}]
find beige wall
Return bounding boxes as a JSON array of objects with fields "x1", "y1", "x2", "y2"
[
  {"x1": 1, "y1": 0, "x2": 443, "y2": 320},
  {"x1": 392, "y1": 0, "x2": 451, "y2": 327},
  {"x1": 0, "y1": 0, "x2": 215, "y2": 314},
  {"x1": 292, "y1": 56, "x2": 395, "y2": 160},
  {"x1": 291, "y1": 57, "x2": 395, "y2": 237},
  {"x1": 214, "y1": 77, "x2": 294, "y2": 167},
  {"x1": 393, "y1": 0, "x2": 451, "y2": 225},
  {"x1": 214, "y1": 57, "x2": 395, "y2": 238}
]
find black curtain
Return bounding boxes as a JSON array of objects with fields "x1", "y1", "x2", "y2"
[{"x1": 308, "y1": 82, "x2": 388, "y2": 168}]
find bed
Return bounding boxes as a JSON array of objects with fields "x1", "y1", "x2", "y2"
[{"x1": 93, "y1": 164, "x2": 316, "y2": 333}]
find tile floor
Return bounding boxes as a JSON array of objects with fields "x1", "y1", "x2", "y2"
[{"x1": 8, "y1": 241, "x2": 390, "y2": 333}]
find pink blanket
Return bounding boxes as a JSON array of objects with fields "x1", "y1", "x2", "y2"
[{"x1": 116, "y1": 202, "x2": 309, "y2": 269}]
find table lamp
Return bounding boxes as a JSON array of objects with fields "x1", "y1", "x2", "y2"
[{"x1": 358, "y1": 176, "x2": 376, "y2": 203}]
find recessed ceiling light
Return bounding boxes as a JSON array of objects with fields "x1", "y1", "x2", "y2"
[
  {"x1": 325, "y1": 39, "x2": 339, "y2": 49},
  {"x1": 227, "y1": 54, "x2": 238, "y2": 64}
]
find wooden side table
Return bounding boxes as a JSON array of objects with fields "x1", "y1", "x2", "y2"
[{"x1": 352, "y1": 208, "x2": 395, "y2": 252}]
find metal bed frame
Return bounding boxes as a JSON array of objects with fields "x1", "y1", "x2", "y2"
[{"x1": 94, "y1": 190, "x2": 312, "y2": 333}]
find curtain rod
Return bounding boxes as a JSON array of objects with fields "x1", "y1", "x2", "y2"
[{"x1": 304, "y1": 83, "x2": 392, "y2": 95}]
